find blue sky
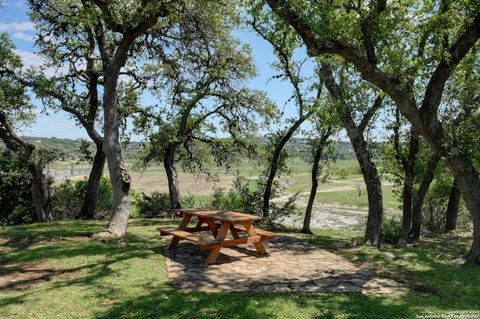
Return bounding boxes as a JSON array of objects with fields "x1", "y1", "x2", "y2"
[{"x1": 0, "y1": 1, "x2": 364, "y2": 142}]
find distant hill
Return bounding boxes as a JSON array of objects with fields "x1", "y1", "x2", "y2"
[{"x1": 1, "y1": 136, "x2": 356, "y2": 161}]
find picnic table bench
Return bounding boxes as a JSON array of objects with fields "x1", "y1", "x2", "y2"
[{"x1": 159, "y1": 209, "x2": 277, "y2": 264}]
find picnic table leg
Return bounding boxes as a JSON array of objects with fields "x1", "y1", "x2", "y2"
[
  {"x1": 206, "y1": 219, "x2": 219, "y2": 238},
  {"x1": 169, "y1": 214, "x2": 192, "y2": 249},
  {"x1": 229, "y1": 224, "x2": 240, "y2": 239},
  {"x1": 193, "y1": 217, "x2": 205, "y2": 231},
  {"x1": 243, "y1": 221, "x2": 268, "y2": 255},
  {"x1": 206, "y1": 221, "x2": 231, "y2": 264}
]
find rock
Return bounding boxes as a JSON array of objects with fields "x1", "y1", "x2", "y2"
[
  {"x1": 394, "y1": 255, "x2": 407, "y2": 261},
  {"x1": 332, "y1": 242, "x2": 347, "y2": 249},
  {"x1": 396, "y1": 239, "x2": 408, "y2": 248},
  {"x1": 380, "y1": 252, "x2": 396, "y2": 259}
]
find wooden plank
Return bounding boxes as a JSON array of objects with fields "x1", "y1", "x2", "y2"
[
  {"x1": 206, "y1": 219, "x2": 219, "y2": 238},
  {"x1": 178, "y1": 209, "x2": 262, "y2": 222},
  {"x1": 160, "y1": 226, "x2": 211, "y2": 233},
  {"x1": 185, "y1": 226, "x2": 211, "y2": 232},
  {"x1": 206, "y1": 221, "x2": 231, "y2": 264},
  {"x1": 233, "y1": 225, "x2": 277, "y2": 239},
  {"x1": 159, "y1": 228, "x2": 177, "y2": 236},
  {"x1": 229, "y1": 223, "x2": 240, "y2": 239},
  {"x1": 243, "y1": 221, "x2": 268, "y2": 255},
  {"x1": 221, "y1": 235, "x2": 261, "y2": 247},
  {"x1": 169, "y1": 214, "x2": 192, "y2": 249},
  {"x1": 160, "y1": 229, "x2": 220, "y2": 247}
]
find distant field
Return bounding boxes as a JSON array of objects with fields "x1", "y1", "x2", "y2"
[{"x1": 50, "y1": 158, "x2": 401, "y2": 213}]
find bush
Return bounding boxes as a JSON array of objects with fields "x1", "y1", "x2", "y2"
[
  {"x1": 209, "y1": 176, "x2": 298, "y2": 225},
  {"x1": 0, "y1": 150, "x2": 35, "y2": 226},
  {"x1": 135, "y1": 192, "x2": 170, "y2": 218},
  {"x1": 336, "y1": 167, "x2": 349, "y2": 179},
  {"x1": 52, "y1": 177, "x2": 112, "y2": 219},
  {"x1": 382, "y1": 217, "x2": 407, "y2": 245},
  {"x1": 422, "y1": 181, "x2": 471, "y2": 232}
]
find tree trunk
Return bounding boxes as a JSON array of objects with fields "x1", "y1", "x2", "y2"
[
  {"x1": 28, "y1": 163, "x2": 53, "y2": 222},
  {"x1": 401, "y1": 130, "x2": 419, "y2": 232},
  {"x1": 78, "y1": 142, "x2": 106, "y2": 219},
  {"x1": 262, "y1": 115, "x2": 309, "y2": 219},
  {"x1": 402, "y1": 170, "x2": 414, "y2": 232},
  {"x1": 409, "y1": 154, "x2": 440, "y2": 240},
  {"x1": 350, "y1": 133, "x2": 384, "y2": 246},
  {"x1": 102, "y1": 73, "x2": 132, "y2": 238},
  {"x1": 445, "y1": 180, "x2": 461, "y2": 232},
  {"x1": 164, "y1": 143, "x2": 181, "y2": 211},
  {"x1": 444, "y1": 154, "x2": 480, "y2": 264},
  {"x1": 302, "y1": 142, "x2": 324, "y2": 234}
]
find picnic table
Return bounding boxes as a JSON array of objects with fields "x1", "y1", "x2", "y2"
[{"x1": 159, "y1": 209, "x2": 277, "y2": 264}]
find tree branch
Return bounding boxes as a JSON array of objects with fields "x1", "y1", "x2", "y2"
[
  {"x1": 420, "y1": 13, "x2": 480, "y2": 118},
  {"x1": 358, "y1": 94, "x2": 383, "y2": 133}
]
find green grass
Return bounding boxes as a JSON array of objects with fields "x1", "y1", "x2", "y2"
[
  {"x1": 309, "y1": 185, "x2": 399, "y2": 211},
  {"x1": 1, "y1": 220, "x2": 479, "y2": 318}
]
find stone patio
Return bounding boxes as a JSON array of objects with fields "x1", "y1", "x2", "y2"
[{"x1": 162, "y1": 235, "x2": 403, "y2": 293}]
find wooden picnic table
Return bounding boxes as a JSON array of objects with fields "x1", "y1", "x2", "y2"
[{"x1": 159, "y1": 208, "x2": 277, "y2": 264}]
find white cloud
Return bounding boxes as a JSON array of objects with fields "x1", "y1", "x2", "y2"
[
  {"x1": 12, "y1": 31, "x2": 35, "y2": 42},
  {"x1": 14, "y1": 49, "x2": 44, "y2": 69},
  {"x1": 14, "y1": 49, "x2": 67, "y2": 77},
  {"x1": 0, "y1": 21, "x2": 35, "y2": 32}
]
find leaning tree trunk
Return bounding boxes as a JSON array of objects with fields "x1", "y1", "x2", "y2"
[
  {"x1": 445, "y1": 180, "x2": 461, "y2": 232},
  {"x1": 101, "y1": 73, "x2": 132, "y2": 238},
  {"x1": 262, "y1": 116, "x2": 308, "y2": 219},
  {"x1": 350, "y1": 134, "x2": 384, "y2": 246},
  {"x1": 409, "y1": 154, "x2": 440, "y2": 240},
  {"x1": 78, "y1": 142, "x2": 106, "y2": 219},
  {"x1": 164, "y1": 143, "x2": 181, "y2": 211},
  {"x1": 28, "y1": 163, "x2": 53, "y2": 222},
  {"x1": 302, "y1": 143, "x2": 324, "y2": 234}
]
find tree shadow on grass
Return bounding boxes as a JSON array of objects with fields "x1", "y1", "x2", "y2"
[
  {"x1": 94, "y1": 288, "x2": 416, "y2": 319},
  {"x1": 0, "y1": 220, "x2": 103, "y2": 239}
]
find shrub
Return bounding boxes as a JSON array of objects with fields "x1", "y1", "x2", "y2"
[
  {"x1": 135, "y1": 192, "x2": 170, "y2": 218},
  {"x1": 423, "y1": 181, "x2": 471, "y2": 232},
  {"x1": 0, "y1": 149, "x2": 35, "y2": 226},
  {"x1": 336, "y1": 167, "x2": 349, "y2": 179},
  {"x1": 209, "y1": 175, "x2": 298, "y2": 225},
  {"x1": 134, "y1": 191, "x2": 200, "y2": 218},
  {"x1": 52, "y1": 177, "x2": 112, "y2": 219},
  {"x1": 382, "y1": 217, "x2": 407, "y2": 245}
]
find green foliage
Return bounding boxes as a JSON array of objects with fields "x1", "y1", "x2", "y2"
[
  {"x1": 423, "y1": 181, "x2": 471, "y2": 233},
  {"x1": 0, "y1": 149, "x2": 35, "y2": 226},
  {"x1": 210, "y1": 176, "x2": 260, "y2": 214},
  {"x1": 382, "y1": 217, "x2": 407, "y2": 245},
  {"x1": 52, "y1": 177, "x2": 112, "y2": 219},
  {"x1": 134, "y1": 192, "x2": 171, "y2": 218},
  {"x1": 134, "y1": 192, "x2": 198, "y2": 218},
  {"x1": 209, "y1": 175, "x2": 298, "y2": 224},
  {"x1": 336, "y1": 167, "x2": 350, "y2": 179}
]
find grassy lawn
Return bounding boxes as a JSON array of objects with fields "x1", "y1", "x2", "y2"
[{"x1": 1, "y1": 220, "x2": 478, "y2": 319}]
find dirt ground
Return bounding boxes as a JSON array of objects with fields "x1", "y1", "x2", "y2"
[{"x1": 129, "y1": 172, "x2": 236, "y2": 195}]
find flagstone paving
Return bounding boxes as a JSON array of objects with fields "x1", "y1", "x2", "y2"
[{"x1": 162, "y1": 235, "x2": 403, "y2": 293}]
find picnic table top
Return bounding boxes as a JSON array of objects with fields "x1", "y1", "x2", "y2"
[{"x1": 176, "y1": 208, "x2": 262, "y2": 222}]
